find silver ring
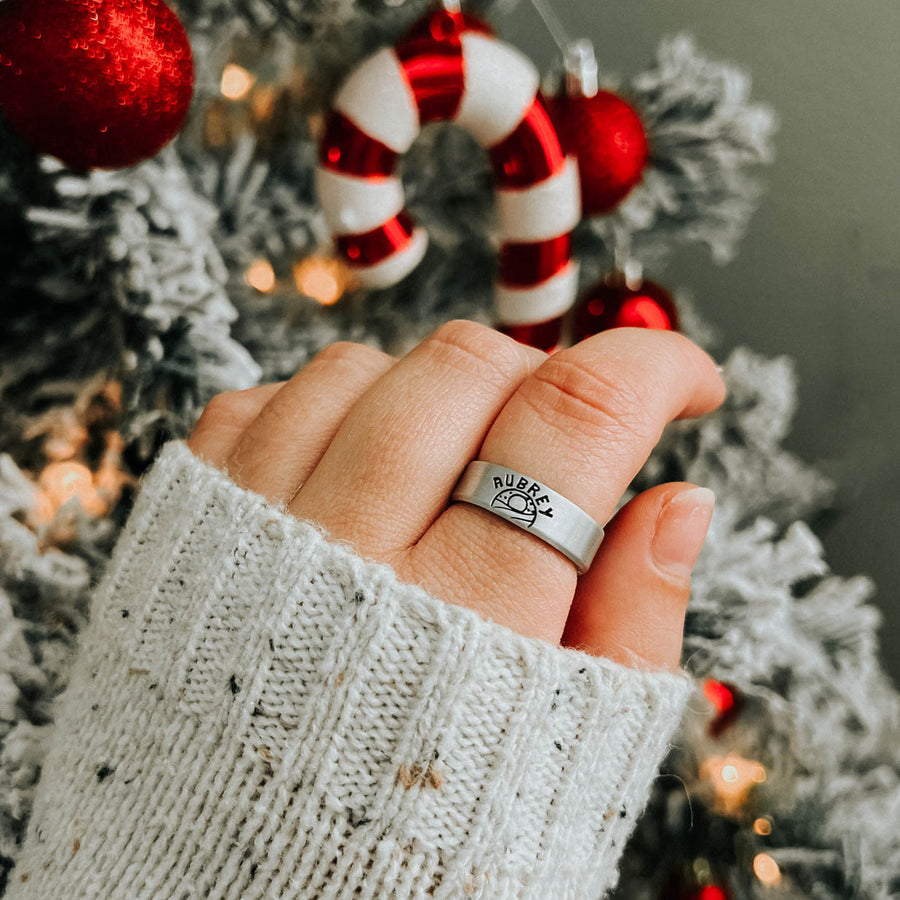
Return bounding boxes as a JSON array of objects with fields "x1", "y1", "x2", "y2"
[{"x1": 451, "y1": 461, "x2": 604, "y2": 574}]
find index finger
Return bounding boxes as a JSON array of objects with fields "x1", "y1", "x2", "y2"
[{"x1": 409, "y1": 327, "x2": 725, "y2": 643}]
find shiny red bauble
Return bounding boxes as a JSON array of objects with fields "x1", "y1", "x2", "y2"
[
  {"x1": 0, "y1": 0, "x2": 193, "y2": 170},
  {"x1": 572, "y1": 273, "x2": 679, "y2": 341},
  {"x1": 550, "y1": 90, "x2": 649, "y2": 216},
  {"x1": 500, "y1": 317, "x2": 565, "y2": 353},
  {"x1": 704, "y1": 678, "x2": 743, "y2": 738},
  {"x1": 689, "y1": 887, "x2": 730, "y2": 900}
]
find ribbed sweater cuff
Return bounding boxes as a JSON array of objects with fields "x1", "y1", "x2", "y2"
[{"x1": 8, "y1": 442, "x2": 692, "y2": 900}]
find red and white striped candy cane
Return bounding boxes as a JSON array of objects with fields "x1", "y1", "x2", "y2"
[{"x1": 316, "y1": 7, "x2": 581, "y2": 344}]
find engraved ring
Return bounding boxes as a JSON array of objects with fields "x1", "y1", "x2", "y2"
[{"x1": 451, "y1": 461, "x2": 605, "y2": 574}]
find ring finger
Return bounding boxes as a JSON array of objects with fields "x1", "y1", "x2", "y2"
[{"x1": 410, "y1": 327, "x2": 726, "y2": 644}]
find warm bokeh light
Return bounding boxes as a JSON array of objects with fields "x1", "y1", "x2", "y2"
[
  {"x1": 753, "y1": 816, "x2": 773, "y2": 836},
  {"x1": 244, "y1": 259, "x2": 276, "y2": 293},
  {"x1": 221, "y1": 64, "x2": 256, "y2": 100},
  {"x1": 753, "y1": 852, "x2": 781, "y2": 886},
  {"x1": 307, "y1": 112, "x2": 326, "y2": 140},
  {"x1": 94, "y1": 432, "x2": 131, "y2": 506},
  {"x1": 41, "y1": 422, "x2": 88, "y2": 462},
  {"x1": 251, "y1": 84, "x2": 277, "y2": 121},
  {"x1": 38, "y1": 461, "x2": 106, "y2": 519},
  {"x1": 293, "y1": 256, "x2": 350, "y2": 305},
  {"x1": 700, "y1": 754, "x2": 767, "y2": 815}
]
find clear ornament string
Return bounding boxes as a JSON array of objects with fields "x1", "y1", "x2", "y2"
[{"x1": 526, "y1": 0, "x2": 572, "y2": 54}]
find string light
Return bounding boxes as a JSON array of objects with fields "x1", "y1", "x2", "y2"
[
  {"x1": 699, "y1": 754, "x2": 767, "y2": 815},
  {"x1": 37, "y1": 461, "x2": 106, "y2": 520},
  {"x1": 26, "y1": 383, "x2": 131, "y2": 534},
  {"x1": 293, "y1": 256, "x2": 350, "y2": 305},
  {"x1": 307, "y1": 112, "x2": 326, "y2": 140},
  {"x1": 221, "y1": 64, "x2": 256, "y2": 101},
  {"x1": 753, "y1": 853, "x2": 781, "y2": 886},
  {"x1": 753, "y1": 816, "x2": 773, "y2": 836},
  {"x1": 251, "y1": 84, "x2": 277, "y2": 122},
  {"x1": 93, "y1": 432, "x2": 131, "y2": 505},
  {"x1": 244, "y1": 259, "x2": 276, "y2": 293}
]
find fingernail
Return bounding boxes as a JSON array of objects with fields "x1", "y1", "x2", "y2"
[{"x1": 652, "y1": 487, "x2": 716, "y2": 578}]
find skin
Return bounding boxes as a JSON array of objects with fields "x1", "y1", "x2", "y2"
[{"x1": 188, "y1": 320, "x2": 726, "y2": 671}]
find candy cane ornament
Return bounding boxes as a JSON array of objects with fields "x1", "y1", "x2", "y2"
[{"x1": 316, "y1": 7, "x2": 582, "y2": 347}]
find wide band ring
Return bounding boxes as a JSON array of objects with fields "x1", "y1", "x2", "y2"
[{"x1": 451, "y1": 461, "x2": 605, "y2": 574}]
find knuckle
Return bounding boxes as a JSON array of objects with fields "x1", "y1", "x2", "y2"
[
  {"x1": 311, "y1": 340, "x2": 390, "y2": 370},
  {"x1": 524, "y1": 357, "x2": 648, "y2": 442},
  {"x1": 191, "y1": 390, "x2": 254, "y2": 444},
  {"x1": 197, "y1": 391, "x2": 241, "y2": 426},
  {"x1": 424, "y1": 319, "x2": 530, "y2": 388}
]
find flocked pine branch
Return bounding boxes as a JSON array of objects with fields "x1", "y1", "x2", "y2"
[{"x1": 587, "y1": 33, "x2": 778, "y2": 273}]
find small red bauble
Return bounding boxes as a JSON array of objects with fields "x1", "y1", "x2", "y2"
[
  {"x1": 550, "y1": 90, "x2": 649, "y2": 216},
  {"x1": 499, "y1": 317, "x2": 565, "y2": 353},
  {"x1": 690, "y1": 887, "x2": 730, "y2": 900},
  {"x1": 703, "y1": 678, "x2": 744, "y2": 738},
  {"x1": 0, "y1": 0, "x2": 194, "y2": 170},
  {"x1": 572, "y1": 272, "x2": 679, "y2": 341}
]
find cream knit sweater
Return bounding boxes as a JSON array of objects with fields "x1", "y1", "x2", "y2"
[{"x1": 6, "y1": 443, "x2": 692, "y2": 899}]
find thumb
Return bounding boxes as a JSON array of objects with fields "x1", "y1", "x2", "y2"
[{"x1": 561, "y1": 483, "x2": 715, "y2": 671}]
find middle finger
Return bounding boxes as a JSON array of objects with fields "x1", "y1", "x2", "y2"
[{"x1": 289, "y1": 320, "x2": 545, "y2": 557}]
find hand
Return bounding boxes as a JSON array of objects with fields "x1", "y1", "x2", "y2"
[{"x1": 188, "y1": 320, "x2": 725, "y2": 671}]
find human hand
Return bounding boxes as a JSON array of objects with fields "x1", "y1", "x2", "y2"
[{"x1": 188, "y1": 320, "x2": 725, "y2": 671}]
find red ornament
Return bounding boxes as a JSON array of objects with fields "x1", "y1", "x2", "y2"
[
  {"x1": 690, "y1": 887, "x2": 730, "y2": 900},
  {"x1": 703, "y1": 678, "x2": 743, "y2": 737},
  {"x1": 550, "y1": 90, "x2": 649, "y2": 216},
  {"x1": 0, "y1": 0, "x2": 194, "y2": 170},
  {"x1": 499, "y1": 319, "x2": 564, "y2": 354},
  {"x1": 572, "y1": 272, "x2": 679, "y2": 341}
]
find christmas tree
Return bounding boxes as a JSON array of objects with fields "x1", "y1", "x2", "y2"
[{"x1": 0, "y1": 0, "x2": 898, "y2": 897}]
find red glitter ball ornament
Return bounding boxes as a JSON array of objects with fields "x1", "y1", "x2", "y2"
[
  {"x1": 550, "y1": 90, "x2": 649, "y2": 216},
  {"x1": 0, "y1": 0, "x2": 194, "y2": 170},
  {"x1": 572, "y1": 272, "x2": 679, "y2": 341}
]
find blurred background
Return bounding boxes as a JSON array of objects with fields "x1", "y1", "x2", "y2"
[{"x1": 502, "y1": 0, "x2": 900, "y2": 685}]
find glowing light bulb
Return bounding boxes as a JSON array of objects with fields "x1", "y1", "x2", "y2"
[
  {"x1": 38, "y1": 461, "x2": 106, "y2": 517},
  {"x1": 293, "y1": 257, "x2": 349, "y2": 305},
  {"x1": 244, "y1": 259, "x2": 276, "y2": 293},
  {"x1": 221, "y1": 64, "x2": 255, "y2": 100},
  {"x1": 251, "y1": 84, "x2": 277, "y2": 121},
  {"x1": 753, "y1": 853, "x2": 781, "y2": 886},
  {"x1": 700, "y1": 754, "x2": 768, "y2": 816}
]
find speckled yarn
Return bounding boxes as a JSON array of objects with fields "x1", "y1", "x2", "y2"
[{"x1": 6, "y1": 443, "x2": 691, "y2": 899}]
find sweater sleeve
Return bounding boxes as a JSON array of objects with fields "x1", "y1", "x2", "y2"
[{"x1": 5, "y1": 442, "x2": 693, "y2": 900}]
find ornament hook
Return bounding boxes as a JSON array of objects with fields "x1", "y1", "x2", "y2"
[{"x1": 564, "y1": 39, "x2": 598, "y2": 98}]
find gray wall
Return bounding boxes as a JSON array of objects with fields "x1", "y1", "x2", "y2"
[{"x1": 501, "y1": 0, "x2": 900, "y2": 682}]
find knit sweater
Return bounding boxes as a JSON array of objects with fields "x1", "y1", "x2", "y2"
[{"x1": 6, "y1": 442, "x2": 693, "y2": 900}]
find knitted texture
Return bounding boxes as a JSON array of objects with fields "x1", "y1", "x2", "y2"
[{"x1": 6, "y1": 443, "x2": 692, "y2": 899}]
